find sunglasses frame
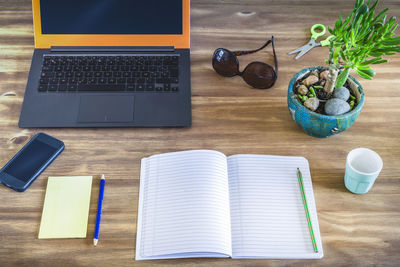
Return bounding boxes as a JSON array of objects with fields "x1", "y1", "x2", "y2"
[{"x1": 212, "y1": 36, "x2": 278, "y2": 89}]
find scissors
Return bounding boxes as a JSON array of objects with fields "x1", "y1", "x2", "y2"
[{"x1": 289, "y1": 24, "x2": 334, "y2": 60}]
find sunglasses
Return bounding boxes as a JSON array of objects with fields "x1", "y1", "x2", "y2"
[{"x1": 212, "y1": 36, "x2": 278, "y2": 89}]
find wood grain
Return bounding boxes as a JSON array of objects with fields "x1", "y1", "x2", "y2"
[{"x1": 0, "y1": 0, "x2": 399, "y2": 266}]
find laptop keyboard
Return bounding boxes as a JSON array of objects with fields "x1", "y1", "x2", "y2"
[{"x1": 38, "y1": 55, "x2": 179, "y2": 93}]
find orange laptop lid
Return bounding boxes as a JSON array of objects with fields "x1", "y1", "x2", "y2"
[{"x1": 32, "y1": 0, "x2": 190, "y2": 49}]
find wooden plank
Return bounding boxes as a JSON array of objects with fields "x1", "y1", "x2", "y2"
[{"x1": 0, "y1": 0, "x2": 399, "y2": 266}]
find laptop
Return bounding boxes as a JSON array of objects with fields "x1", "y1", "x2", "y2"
[{"x1": 19, "y1": 0, "x2": 191, "y2": 127}]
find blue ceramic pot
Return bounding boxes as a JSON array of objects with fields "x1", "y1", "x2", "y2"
[{"x1": 287, "y1": 66, "x2": 365, "y2": 138}]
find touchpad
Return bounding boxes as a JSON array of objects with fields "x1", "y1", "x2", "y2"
[{"x1": 77, "y1": 95, "x2": 134, "y2": 123}]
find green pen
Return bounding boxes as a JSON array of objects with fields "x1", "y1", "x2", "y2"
[{"x1": 297, "y1": 167, "x2": 318, "y2": 253}]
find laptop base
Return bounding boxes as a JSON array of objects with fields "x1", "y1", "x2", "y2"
[{"x1": 18, "y1": 47, "x2": 191, "y2": 128}]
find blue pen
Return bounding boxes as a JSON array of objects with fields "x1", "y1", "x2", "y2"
[{"x1": 94, "y1": 174, "x2": 105, "y2": 246}]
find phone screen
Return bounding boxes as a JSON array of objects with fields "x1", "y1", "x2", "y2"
[{"x1": 4, "y1": 139, "x2": 57, "y2": 182}]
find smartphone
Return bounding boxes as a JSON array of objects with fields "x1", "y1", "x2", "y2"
[{"x1": 0, "y1": 132, "x2": 64, "y2": 192}]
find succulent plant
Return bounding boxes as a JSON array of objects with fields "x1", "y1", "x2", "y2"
[{"x1": 323, "y1": 0, "x2": 400, "y2": 93}]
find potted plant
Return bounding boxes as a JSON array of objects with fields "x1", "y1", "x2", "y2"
[{"x1": 288, "y1": 0, "x2": 400, "y2": 138}]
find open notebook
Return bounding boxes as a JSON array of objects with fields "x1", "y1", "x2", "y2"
[{"x1": 136, "y1": 150, "x2": 323, "y2": 260}]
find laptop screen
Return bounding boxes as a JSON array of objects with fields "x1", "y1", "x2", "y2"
[{"x1": 40, "y1": 0, "x2": 183, "y2": 35}]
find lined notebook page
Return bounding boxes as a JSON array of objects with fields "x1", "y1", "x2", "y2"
[
  {"x1": 227, "y1": 155, "x2": 323, "y2": 259},
  {"x1": 136, "y1": 150, "x2": 232, "y2": 260}
]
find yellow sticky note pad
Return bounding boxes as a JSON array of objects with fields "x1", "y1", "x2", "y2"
[{"x1": 39, "y1": 176, "x2": 92, "y2": 239}]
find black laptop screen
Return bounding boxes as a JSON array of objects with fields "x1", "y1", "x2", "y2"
[{"x1": 40, "y1": 0, "x2": 182, "y2": 35}]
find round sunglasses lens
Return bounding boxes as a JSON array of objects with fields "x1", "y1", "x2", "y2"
[
  {"x1": 212, "y1": 49, "x2": 239, "y2": 77},
  {"x1": 242, "y1": 62, "x2": 276, "y2": 89}
]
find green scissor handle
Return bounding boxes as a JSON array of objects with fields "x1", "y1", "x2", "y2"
[
  {"x1": 320, "y1": 35, "x2": 335, "y2": 46},
  {"x1": 310, "y1": 24, "x2": 326, "y2": 40}
]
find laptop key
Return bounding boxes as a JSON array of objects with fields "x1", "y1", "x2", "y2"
[
  {"x1": 136, "y1": 78, "x2": 145, "y2": 84},
  {"x1": 49, "y1": 78, "x2": 59, "y2": 84},
  {"x1": 38, "y1": 85, "x2": 48, "y2": 92},
  {"x1": 146, "y1": 84, "x2": 155, "y2": 91},
  {"x1": 169, "y1": 69, "x2": 179, "y2": 77},
  {"x1": 78, "y1": 78, "x2": 88, "y2": 84},
  {"x1": 68, "y1": 78, "x2": 78, "y2": 83},
  {"x1": 164, "y1": 84, "x2": 171, "y2": 91},
  {"x1": 127, "y1": 84, "x2": 136, "y2": 91},
  {"x1": 117, "y1": 78, "x2": 126, "y2": 84},
  {"x1": 136, "y1": 84, "x2": 145, "y2": 91},
  {"x1": 49, "y1": 84, "x2": 58, "y2": 91},
  {"x1": 88, "y1": 78, "x2": 97, "y2": 84},
  {"x1": 67, "y1": 84, "x2": 77, "y2": 91},
  {"x1": 77, "y1": 84, "x2": 125, "y2": 91},
  {"x1": 40, "y1": 78, "x2": 49, "y2": 84},
  {"x1": 59, "y1": 84, "x2": 67, "y2": 91},
  {"x1": 41, "y1": 72, "x2": 54, "y2": 78}
]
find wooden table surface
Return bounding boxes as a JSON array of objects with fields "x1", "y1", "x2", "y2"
[{"x1": 1, "y1": 0, "x2": 399, "y2": 266}]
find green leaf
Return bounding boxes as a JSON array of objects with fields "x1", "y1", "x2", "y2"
[
  {"x1": 333, "y1": 47, "x2": 341, "y2": 64},
  {"x1": 371, "y1": 59, "x2": 388, "y2": 64},
  {"x1": 357, "y1": 65, "x2": 371, "y2": 70},
  {"x1": 356, "y1": 67, "x2": 376, "y2": 79},
  {"x1": 372, "y1": 8, "x2": 389, "y2": 24},
  {"x1": 369, "y1": 51, "x2": 384, "y2": 57},
  {"x1": 356, "y1": 69, "x2": 373, "y2": 79},
  {"x1": 335, "y1": 68, "x2": 351, "y2": 88},
  {"x1": 364, "y1": 68, "x2": 376, "y2": 76},
  {"x1": 354, "y1": 4, "x2": 369, "y2": 23},
  {"x1": 335, "y1": 14, "x2": 343, "y2": 30},
  {"x1": 382, "y1": 36, "x2": 400, "y2": 45},
  {"x1": 369, "y1": 0, "x2": 379, "y2": 13},
  {"x1": 339, "y1": 48, "x2": 348, "y2": 62},
  {"x1": 355, "y1": 0, "x2": 362, "y2": 9},
  {"x1": 389, "y1": 24, "x2": 398, "y2": 34},
  {"x1": 360, "y1": 57, "x2": 382, "y2": 65}
]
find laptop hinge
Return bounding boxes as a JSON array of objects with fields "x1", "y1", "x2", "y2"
[{"x1": 50, "y1": 46, "x2": 175, "y2": 52}]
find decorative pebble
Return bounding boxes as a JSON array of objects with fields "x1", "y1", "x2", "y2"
[
  {"x1": 304, "y1": 97, "x2": 320, "y2": 112},
  {"x1": 333, "y1": 86, "x2": 350, "y2": 101},
  {"x1": 320, "y1": 70, "x2": 329, "y2": 80},
  {"x1": 298, "y1": 85, "x2": 309, "y2": 95},
  {"x1": 301, "y1": 75, "x2": 319, "y2": 86},
  {"x1": 324, "y1": 98, "x2": 350, "y2": 115}
]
